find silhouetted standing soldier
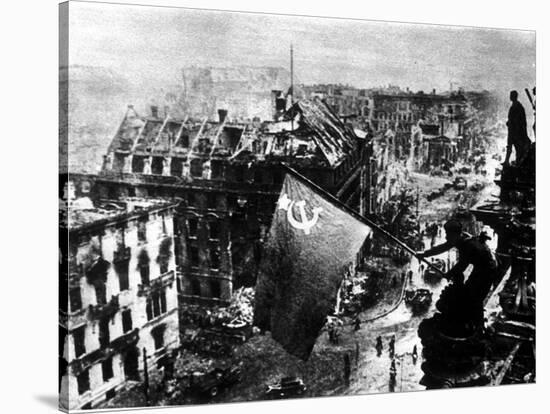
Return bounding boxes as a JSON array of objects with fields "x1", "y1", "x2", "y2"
[
  {"x1": 504, "y1": 90, "x2": 531, "y2": 166},
  {"x1": 344, "y1": 353, "x2": 351, "y2": 387},
  {"x1": 389, "y1": 335, "x2": 395, "y2": 358},
  {"x1": 389, "y1": 360, "x2": 397, "y2": 392},
  {"x1": 412, "y1": 345, "x2": 418, "y2": 365},
  {"x1": 376, "y1": 336, "x2": 383, "y2": 357}
]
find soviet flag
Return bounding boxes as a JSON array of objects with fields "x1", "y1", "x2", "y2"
[{"x1": 253, "y1": 169, "x2": 373, "y2": 360}]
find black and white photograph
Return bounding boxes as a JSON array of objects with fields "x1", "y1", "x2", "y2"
[{"x1": 56, "y1": 1, "x2": 537, "y2": 411}]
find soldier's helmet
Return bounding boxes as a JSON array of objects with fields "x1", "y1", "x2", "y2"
[{"x1": 443, "y1": 220, "x2": 462, "y2": 235}]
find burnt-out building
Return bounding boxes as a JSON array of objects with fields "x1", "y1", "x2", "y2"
[
  {"x1": 59, "y1": 195, "x2": 180, "y2": 410},
  {"x1": 371, "y1": 91, "x2": 468, "y2": 164},
  {"x1": 95, "y1": 98, "x2": 367, "y2": 308}
]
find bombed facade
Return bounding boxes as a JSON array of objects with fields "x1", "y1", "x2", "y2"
[
  {"x1": 96, "y1": 97, "x2": 367, "y2": 309},
  {"x1": 59, "y1": 195, "x2": 180, "y2": 410}
]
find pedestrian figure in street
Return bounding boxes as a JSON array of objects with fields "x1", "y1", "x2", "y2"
[
  {"x1": 392, "y1": 274, "x2": 398, "y2": 288},
  {"x1": 408, "y1": 270, "x2": 413, "y2": 284},
  {"x1": 344, "y1": 353, "x2": 351, "y2": 387},
  {"x1": 389, "y1": 335, "x2": 395, "y2": 358},
  {"x1": 354, "y1": 316, "x2": 361, "y2": 331},
  {"x1": 376, "y1": 336, "x2": 383, "y2": 357},
  {"x1": 412, "y1": 345, "x2": 418, "y2": 365},
  {"x1": 504, "y1": 90, "x2": 532, "y2": 166},
  {"x1": 389, "y1": 360, "x2": 397, "y2": 392}
]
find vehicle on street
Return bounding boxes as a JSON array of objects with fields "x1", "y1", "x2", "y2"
[
  {"x1": 453, "y1": 176, "x2": 467, "y2": 190},
  {"x1": 405, "y1": 288, "x2": 433, "y2": 314},
  {"x1": 189, "y1": 366, "x2": 242, "y2": 397},
  {"x1": 265, "y1": 377, "x2": 307, "y2": 399}
]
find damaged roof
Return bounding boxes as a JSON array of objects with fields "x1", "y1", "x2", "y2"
[
  {"x1": 105, "y1": 98, "x2": 358, "y2": 170},
  {"x1": 66, "y1": 197, "x2": 177, "y2": 232}
]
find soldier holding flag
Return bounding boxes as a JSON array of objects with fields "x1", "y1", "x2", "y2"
[{"x1": 416, "y1": 220, "x2": 498, "y2": 331}]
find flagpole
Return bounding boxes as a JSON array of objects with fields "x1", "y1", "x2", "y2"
[{"x1": 280, "y1": 163, "x2": 445, "y2": 277}]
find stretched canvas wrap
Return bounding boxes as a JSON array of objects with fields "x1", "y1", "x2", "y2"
[{"x1": 59, "y1": 1, "x2": 536, "y2": 411}]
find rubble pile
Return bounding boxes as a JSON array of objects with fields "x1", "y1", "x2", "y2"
[{"x1": 222, "y1": 287, "x2": 255, "y2": 326}]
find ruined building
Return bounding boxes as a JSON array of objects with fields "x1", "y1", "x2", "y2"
[
  {"x1": 371, "y1": 91, "x2": 468, "y2": 169},
  {"x1": 59, "y1": 194, "x2": 180, "y2": 410},
  {"x1": 95, "y1": 98, "x2": 367, "y2": 309}
]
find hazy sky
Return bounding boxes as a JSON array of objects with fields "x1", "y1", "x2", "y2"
[{"x1": 69, "y1": 1, "x2": 535, "y2": 93}]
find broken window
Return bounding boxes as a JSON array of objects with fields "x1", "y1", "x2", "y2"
[
  {"x1": 73, "y1": 326, "x2": 86, "y2": 358},
  {"x1": 95, "y1": 283, "x2": 107, "y2": 306},
  {"x1": 152, "y1": 157, "x2": 164, "y2": 175},
  {"x1": 152, "y1": 291, "x2": 161, "y2": 317},
  {"x1": 98, "y1": 317, "x2": 110, "y2": 349},
  {"x1": 137, "y1": 249, "x2": 150, "y2": 288},
  {"x1": 139, "y1": 263, "x2": 150, "y2": 286},
  {"x1": 147, "y1": 290, "x2": 166, "y2": 321},
  {"x1": 211, "y1": 160, "x2": 222, "y2": 179},
  {"x1": 102, "y1": 357, "x2": 114, "y2": 382},
  {"x1": 189, "y1": 246, "x2": 199, "y2": 267},
  {"x1": 151, "y1": 325, "x2": 165, "y2": 350},
  {"x1": 160, "y1": 290, "x2": 167, "y2": 314},
  {"x1": 146, "y1": 300, "x2": 153, "y2": 321},
  {"x1": 115, "y1": 260, "x2": 129, "y2": 291},
  {"x1": 190, "y1": 159, "x2": 203, "y2": 177},
  {"x1": 187, "y1": 192, "x2": 199, "y2": 208},
  {"x1": 207, "y1": 193, "x2": 217, "y2": 209},
  {"x1": 113, "y1": 154, "x2": 126, "y2": 171},
  {"x1": 77, "y1": 369, "x2": 90, "y2": 395},
  {"x1": 132, "y1": 156, "x2": 145, "y2": 173},
  {"x1": 69, "y1": 286, "x2": 82, "y2": 312},
  {"x1": 187, "y1": 218, "x2": 198, "y2": 238},
  {"x1": 178, "y1": 133, "x2": 189, "y2": 148},
  {"x1": 122, "y1": 309, "x2": 132, "y2": 333},
  {"x1": 208, "y1": 221, "x2": 220, "y2": 240},
  {"x1": 137, "y1": 218, "x2": 147, "y2": 242},
  {"x1": 191, "y1": 278, "x2": 201, "y2": 296},
  {"x1": 113, "y1": 229, "x2": 125, "y2": 249},
  {"x1": 157, "y1": 237, "x2": 172, "y2": 274},
  {"x1": 210, "y1": 249, "x2": 220, "y2": 270},
  {"x1": 210, "y1": 280, "x2": 221, "y2": 298},
  {"x1": 170, "y1": 158, "x2": 183, "y2": 176}
]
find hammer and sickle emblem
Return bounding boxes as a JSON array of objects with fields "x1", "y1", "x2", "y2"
[{"x1": 277, "y1": 194, "x2": 322, "y2": 235}]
